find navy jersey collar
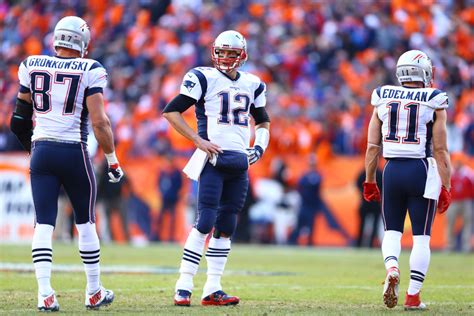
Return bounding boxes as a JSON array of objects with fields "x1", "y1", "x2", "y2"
[{"x1": 55, "y1": 55, "x2": 79, "y2": 59}]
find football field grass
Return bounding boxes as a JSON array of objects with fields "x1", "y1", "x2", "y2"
[{"x1": 0, "y1": 243, "x2": 473, "y2": 315}]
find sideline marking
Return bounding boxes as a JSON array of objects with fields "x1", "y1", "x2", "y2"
[{"x1": 0, "y1": 262, "x2": 295, "y2": 276}]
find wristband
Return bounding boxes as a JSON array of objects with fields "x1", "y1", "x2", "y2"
[
  {"x1": 105, "y1": 151, "x2": 118, "y2": 165},
  {"x1": 254, "y1": 128, "x2": 270, "y2": 151}
]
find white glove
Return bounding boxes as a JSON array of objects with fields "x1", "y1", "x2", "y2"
[
  {"x1": 108, "y1": 164, "x2": 124, "y2": 183},
  {"x1": 105, "y1": 151, "x2": 124, "y2": 183},
  {"x1": 246, "y1": 145, "x2": 264, "y2": 165}
]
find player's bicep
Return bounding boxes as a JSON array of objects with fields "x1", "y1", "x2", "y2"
[
  {"x1": 367, "y1": 108, "x2": 382, "y2": 145},
  {"x1": 432, "y1": 109, "x2": 448, "y2": 152},
  {"x1": 86, "y1": 93, "x2": 109, "y2": 127}
]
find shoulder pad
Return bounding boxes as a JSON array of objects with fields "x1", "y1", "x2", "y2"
[
  {"x1": 370, "y1": 86, "x2": 383, "y2": 107},
  {"x1": 427, "y1": 89, "x2": 448, "y2": 109},
  {"x1": 195, "y1": 66, "x2": 213, "y2": 72},
  {"x1": 89, "y1": 61, "x2": 105, "y2": 71},
  {"x1": 243, "y1": 71, "x2": 262, "y2": 84}
]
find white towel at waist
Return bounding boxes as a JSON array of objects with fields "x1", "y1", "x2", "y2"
[
  {"x1": 423, "y1": 157, "x2": 441, "y2": 201},
  {"x1": 183, "y1": 149, "x2": 209, "y2": 181}
]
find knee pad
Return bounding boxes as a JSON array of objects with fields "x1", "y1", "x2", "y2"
[
  {"x1": 214, "y1": 213, "x2": 237, "y2": 237},
  {"x1": 195, "y1": 208, "x2": 216, "y2": 234}
]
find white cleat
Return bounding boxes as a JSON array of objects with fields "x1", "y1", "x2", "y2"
[
  {"x1": 85, "y1": 286, "x2": 114, "y2": 310},
  {"x1": 38, "y1": 291, "x2": 59, "y2": 312},
  {"x1": 383, "y1": 267, "x2": 400, "y2": 308}
]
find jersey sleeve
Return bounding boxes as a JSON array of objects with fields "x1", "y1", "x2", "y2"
[
  {"x1": 179, "y1": 71, "x2": 203, "y2": 101},
  {"x1": 427, "y1": 89, "x2": 448, "y2": 109},
  {"x1": 18, "y1": 58, "x2": 30, "y2": 91},
  {"x1": 370, "y1": 87, "x2": 383, "y2": 107},
  {"x1": 253, "y1": 82, "x2": 266, "y2": 108},
  {"x1": 86, "y1": 61, "x2": 107, "y2": 96}
]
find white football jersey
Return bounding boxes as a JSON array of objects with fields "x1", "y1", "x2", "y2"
[
  {"x1": 180, "y1": 67, "x2": 266, "y2": 153},
  {"x1": 371, "y1": 85, "x2": 448, "y2": 158},
  {"x1": 18, "y1": 55, "x2": 108, "y2": 143}
]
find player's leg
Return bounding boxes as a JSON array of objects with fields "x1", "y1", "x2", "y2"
[
  {"x1": 288, "y1": 206, "x2": 313, "y2": 245},
  {"x1": 61, "y1": 143, "x2": 113, "y2": 309},
  {"x1": 446, "y1": 201, "x2": 460, "y2": 251},
  {"x1": 369, "y1": 208, "x2": 381, "y2": 248},
  {"x1": 30, "y1": 142, "x2": 62, "y2": 311},
  {"x1": 356, "y1": 205, "x2": 368, "y2": 247},
  {"x1": 405, "y1": 192, "x2": 436, "y2": 307},
  {"x1": 404, "y1": 158, "x2": 435, "y2": 310},
  {"x1": 405, "y1": 199, "x2": 434, "y2": 310},
  {"x1": 380, "y1": 160, "x2": 408, "y2": 308},
  {"x1": 175, "y1": 163, "x2": 224, "y2": 306},
  {"x1": 461, "y1": 200, "x2": 472, "y2": 252},
  {"x1": 201, "y1": 170, "x2": 248, "y2": 306}
]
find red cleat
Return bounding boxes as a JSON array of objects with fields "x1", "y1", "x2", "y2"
[
  {"x1": 174, "y1": 290, "x2": 192, "y2": 306},
  {"x1": 201, "y1": 290, "x2": 240, "y2": 306},
  {"x1": 404, "y1": 292, "x2": 426, "y2": 310}
]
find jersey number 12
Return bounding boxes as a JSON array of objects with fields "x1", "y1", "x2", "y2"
[{"x1": 218, "y1": 92, "x2": 250, "y2": 127}]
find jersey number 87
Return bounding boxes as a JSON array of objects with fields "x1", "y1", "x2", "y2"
[{"x1": 30, "y1": 71, "x2": 82, "y2": 115}]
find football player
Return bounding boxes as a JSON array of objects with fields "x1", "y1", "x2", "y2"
[
  {"x1": 163, "y1": 30, "x2": 270, "y2": 306},
  {"x1": 364, "y1": 50, "x2": 452, "y2": 310},
  {"x1": 10, "y1": 16, "x2": 123, "y2": 312}
]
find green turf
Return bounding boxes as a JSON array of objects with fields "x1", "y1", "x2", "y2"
[{"x1": 0, "y1": 243, "x2": 473, "y2": 315}]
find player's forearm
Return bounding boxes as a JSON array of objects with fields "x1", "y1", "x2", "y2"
[
  {"x1": 163, "y1": 111, "x2": 200, "y2": 144},
  {"x1": 365, "y1": 144, "x2": 381, "y2": 182},
  {"x1": 432, "y1": 109, "x2": 451, "y2": 189},
  {"x1": 92, "y1": 119, "x2": 115, "y2": 154},
  {"x1": 434, "y1": 149, "x2": 451, "y2": 189},
  {"x1": 365, "y1": 110, "x2": 382, "y2": 183}
]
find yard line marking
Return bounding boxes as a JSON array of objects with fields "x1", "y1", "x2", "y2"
[{"x1": 0, "y1": 262, "x2": 294, "y2": 276}]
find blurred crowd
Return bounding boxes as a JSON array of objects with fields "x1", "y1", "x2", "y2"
[
  {"x1": 0, "y1": 0, "x2": 473, "y2": 157},
  {"x1": 0, "y1": 0, "x2": 472, "y2": 247}
]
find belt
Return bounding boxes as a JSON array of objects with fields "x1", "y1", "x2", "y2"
[{"x1": 34, "y1": 138, "x2": 82, "y2": 145}]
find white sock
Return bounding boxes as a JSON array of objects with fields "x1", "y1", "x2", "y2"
[
  {"x1": 202, "y1": 237, "x2": 231, "y2": 298},
  {"x1": 76, "y1": 223, "x2": 101, "y2": 294},
  {"x1": 32, "y1": 224, "x2": 54, "y2": 296},
  {"x1": 382, "y1": 230, "x2": 402, "y2": 270},
  {"x1": 408, "y1": 235, "x2": 430, "y2": 295},
  {"x1": 175, "y1": 228, "x2": 207, "y2": 292}
]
